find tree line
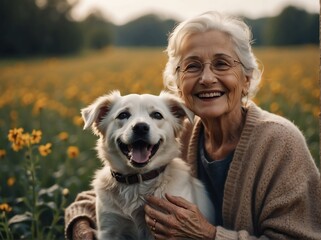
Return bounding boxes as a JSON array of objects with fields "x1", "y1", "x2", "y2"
[{"x1": 0, "y1": 0, "x2": 318, "y2": 57}]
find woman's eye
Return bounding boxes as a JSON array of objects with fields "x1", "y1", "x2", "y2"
[
  {"x1": 150, "y1": 111, "x2": 163, "y2": 120},
  {"x1": 185, "y1": 62, "x2": 202, "y2": 72},
  {"x1": 213, "y1": 59, "x2": 230, "y2": 70},
  {"x1": 116, "y1": 111, "x2": 131, "y2": 120}
]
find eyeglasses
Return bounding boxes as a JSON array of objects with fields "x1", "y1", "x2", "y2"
[{"x1": 176, "y1": 55, "x2": 243, "y2": 78}]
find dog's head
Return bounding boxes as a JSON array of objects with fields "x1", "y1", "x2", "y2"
[{"x1": 81, "y1": 91, "x2": 193, "y2": 174}]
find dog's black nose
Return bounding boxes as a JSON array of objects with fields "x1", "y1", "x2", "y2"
[{"x1": 132, "y1": 122, "x2": 149, "y2": 135}]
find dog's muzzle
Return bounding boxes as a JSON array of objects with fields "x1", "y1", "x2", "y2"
[{"x1": 117, "y1": 123, "x2": 161, "y2": 168}]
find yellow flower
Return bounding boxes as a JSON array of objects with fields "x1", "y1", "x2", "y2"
[
  {"x1": 7, "y1": 177, "x2": 16, "y2": 187},
  {"x1": 11, "y1": 142, "x2": 24, "y2": 152},
  {"x1": 38, "y1": 143, "x2": 52, "y2": 157},
  {"x1": 67, "y1": 146, "x2": 79, "y2": 158},
  {"x1": 8, "y1": 129, "x2": 42, "y2": 150},
  {"x1": 8, "y1": 128, "x2": 31, "y2": 150},
  {"x1": 21, "y1": 133, "x2": 31, "y2": 147},
  {"x1": 32, "y1": 98, "x2": 47, "y2": 115},
  {"x1": 58, "y1": 132, "x2": 69, "y2": 141},
  {"x1": 0, "y1": 149, "x2": 6, "y2": 158},
  {"x1": 8, "y1": 128, "x2": 24, "y2": 143},
  {"x1": 0, "y1": 203, "x2": 12, "y2": 213},
  {"x1": 30, "y1": 130, "x2": 42, "y2": 144}
]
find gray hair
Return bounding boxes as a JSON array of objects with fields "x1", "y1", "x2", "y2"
[{"x1": 163, "y1": 11, "x2": 262, "y2": 102}]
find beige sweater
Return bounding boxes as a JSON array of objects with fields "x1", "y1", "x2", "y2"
[{"x1": 65, "y1": 102, "x2": 321, "y2": 239}]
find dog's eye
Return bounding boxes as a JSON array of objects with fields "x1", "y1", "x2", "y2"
[
  {"x1": 150, "y1": 111, "x2": 163, "y2": 120},
  {"x1": 116, "y1": 111, "x2": 131, "y2": 120}
]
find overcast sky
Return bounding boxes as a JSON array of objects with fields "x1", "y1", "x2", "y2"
[{"x1": 71, "y1": 0, "x2": 318, "y2": 25}]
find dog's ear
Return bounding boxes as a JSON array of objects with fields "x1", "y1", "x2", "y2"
[
  {"x1": 160, "y1": 91, "x2": 194, "y2": 124},
  {"x1": 81, "y1": 90, "x2": 121, "y2": 135}
]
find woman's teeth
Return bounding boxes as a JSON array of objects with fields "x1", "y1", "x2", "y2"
[{"x1": 198, "y1": 92, "x2": 223, "y2": 98}]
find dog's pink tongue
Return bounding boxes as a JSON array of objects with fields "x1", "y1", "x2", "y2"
[{"x1": 131, "y1": 146, "x2": 152, "y2": 163}]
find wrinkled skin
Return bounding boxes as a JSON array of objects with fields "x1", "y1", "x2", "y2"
[{"x1": 144, "y1": 194, "x2": 216, "y2": 240}]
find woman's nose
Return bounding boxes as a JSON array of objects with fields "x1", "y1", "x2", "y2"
[{"x1": 199, "y1": 64, "x2": 217, "y2": 85}]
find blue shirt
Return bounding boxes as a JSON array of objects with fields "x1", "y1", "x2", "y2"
[{"x1": 197, "y1": 128, "x2": 234, "y2": 226}]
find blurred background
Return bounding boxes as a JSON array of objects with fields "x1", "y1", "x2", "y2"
[
  {"x1": 0, "y1": 0, "x2": 318, "y2": 56},
  {"x1": 0, "y1": 0, "x2": 319, "y2": 239}
]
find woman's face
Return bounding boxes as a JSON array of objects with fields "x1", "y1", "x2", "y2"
[{"x1": 177, "y1": 30, "x2": 249, "y2": 120}]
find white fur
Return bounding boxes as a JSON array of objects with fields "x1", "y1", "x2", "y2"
[{"x1": 82, "y1": 91, "x2": 214, "y2": 240}]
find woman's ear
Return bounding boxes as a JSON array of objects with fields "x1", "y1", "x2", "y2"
[
  {"x1": 242, "y1": 72, "x2": 251, "y2": 95},
  {"x1": 241, "y1": 74, "x2": 251, "y2": 106},
  {"x1": 245, "y1": 72, "x2": 251, "y2": 88}
]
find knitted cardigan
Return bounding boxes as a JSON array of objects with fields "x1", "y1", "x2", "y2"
[{"x1": 65, "y1": 102, "x2": 321, "y2": 239}]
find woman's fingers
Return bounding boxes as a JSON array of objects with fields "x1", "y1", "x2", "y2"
[
  {"x1": 165, "y1": 193, "x2": 192, "y2": 209},
  {"x1": 145, "y1": 208, "x2": 171, "y2": 239},
  {"x1": 145, "y1": 195, "x2": 196, "y2": 238},
  {"x1": 145, "y1": 202, "x2": 170, "y2": 226},
  {"x1": 146, "y1": 195, "x2": 178, "y2": 212},
  {"x1": 145, "y1": 195, "x2": 216, "y2": 239},
  {"x1": 145, "y1": 195, "x2": 190, "y2": 228}
]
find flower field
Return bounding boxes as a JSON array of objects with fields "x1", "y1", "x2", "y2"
[{"x1": 0, "y1": 46, "x2": 319, "y2": 239}]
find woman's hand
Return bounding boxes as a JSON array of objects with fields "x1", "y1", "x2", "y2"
[
  {"x1": 144, "y1": 193, "x2": 216, "y2": 240},
  {"x1": 72, "y1": 218, "x2": 95, "y2": 240}
]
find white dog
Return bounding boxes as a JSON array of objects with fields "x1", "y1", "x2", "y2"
[{"x1": 81, "y1": 91, "x2": 214, "y2": 240}]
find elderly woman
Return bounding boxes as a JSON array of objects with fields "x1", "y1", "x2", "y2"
[{"x1": 65, "y1": 11, "x2": 321, "y2": 239}]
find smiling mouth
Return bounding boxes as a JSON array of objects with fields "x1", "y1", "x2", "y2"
[
  {"x1": 117, "y1": 139, "x2": 161, "y2": 168},
  {"x1": 197, "y1": 91, "x2": 224, "y2": 99}
]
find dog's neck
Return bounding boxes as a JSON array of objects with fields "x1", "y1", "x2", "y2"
[{"x1": 110, "y1": 165, "x2": 167, "y2": 185}]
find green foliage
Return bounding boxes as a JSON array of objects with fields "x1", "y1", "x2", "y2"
[
  {"x1": 0, "y1": 2, "x2": 318, "y2": 56},
  {"x1": 245, "y1": 6, "x2": 318, "y2": 46},
  {"x1": 81, "y1": 13, "x2": 114, "y2": 49},
  {"x1": 0, "y1": 0, "x2": 84, "y2": 56},
  {"x1": 115, "y1": 14, "x2": 177, "y2": 46},
  {"x1": 265, "y1": 6, "x2": 318, "y2": 45},
  {"x1": 1, "y1": 128, "x2": 70, "y2": 239}
]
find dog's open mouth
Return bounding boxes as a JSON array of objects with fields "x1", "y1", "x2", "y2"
[{"x1": 117, "y1": 139, "x2": 161, "y2": 167}]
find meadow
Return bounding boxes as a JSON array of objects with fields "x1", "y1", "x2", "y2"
[{"x1": 0, "y1": 46, "x2": 319, "y2": 239}]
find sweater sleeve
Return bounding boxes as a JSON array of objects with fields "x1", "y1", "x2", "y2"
[
  {"x1": 254, "y1": 119, "x2": 321, "y2": 239},
  {"x1": 64, "y1": 190, "x2": 97, "y2": 240},
  {"x1": 219, "y1": 111, "x2": 321, "y2": 239}
]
